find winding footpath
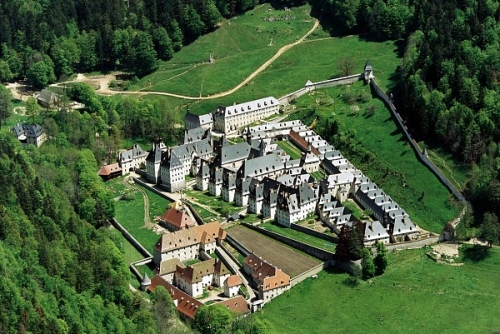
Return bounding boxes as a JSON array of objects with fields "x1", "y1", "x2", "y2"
[{"x1": 51, "y1": 19, "x2": 319, "y2": 100}]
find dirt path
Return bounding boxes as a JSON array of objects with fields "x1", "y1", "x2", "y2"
[
  {"x1": 123, "y1": 176, "x2": 154, "y2": 228},
  {"x1": 52, "y1": 19, "x2": 319, "y2": 100}
]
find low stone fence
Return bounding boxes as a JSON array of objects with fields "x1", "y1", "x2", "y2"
[
  {"x1": 279, "y1": 87, "x2": 309, "y2": 106},
  {"x1": 133, "y1": 177, "x2": 177, "y2": 203},
  {"x1": 215, "y1": 247, "x2": 238, "y2": 275},
  {"x1": 109, "y1": 218, "x2": 152, "y2": 258},
  {"x1": 242, "y1": 223, "x2": 336, "y2": 261},
  {"x1": 184, "y1": 200, "x2": 206, "y2": 225},
  {"x1": 306, "y1": 73, "x2": 363, "y2": 90},
  {"x1": 219, "y1": 242, "x2": 242, "y2": 267},
  {"x1": 130, "y1": 257, "x2": 154, "y2": 281},
  {"x1": 199, "y1": 250, "x2": 212, "y2": 261},
  {"x1": 225, "y1": 233, "x2": 252, "y2": 257},
  {"x1": 291, "y1": 223, "x2": 338, "y2": 243},
  {"x1": 278, "y1": 74, "x2": 363, "y2": 107},
  {"x1": 291, "y1": 261, "x2": 329, "y2": 287}
]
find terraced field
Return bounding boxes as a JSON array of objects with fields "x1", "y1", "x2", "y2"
[{"x1": 227, "y1": 225, "x2": 320, "y2": 277}]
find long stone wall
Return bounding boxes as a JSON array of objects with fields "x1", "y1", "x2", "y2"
[
  {"x1": 278, "y1": 74, "x2": 363, "y2": 106},
  {"x1": 242, "y1": 223, "x2": 336, "y2": 261},
  {"x1": 109, "y1": 218, "x2": 153, "y2": 258},
  {"x1": 370, "y1": 79, "x2": 467, "y2": 204},
  {"x1": 306, "y1": 73, "x2": 363, "y2": 90},
  {"x1": 290, "y1": 261, "x2": 329, "y2": 287},
  {"x1": 225, "y1": 233, "x2": 252, "y2": 257},
  {"x1": 291, "y1": 223, "x2": 338, "y2": 243}
]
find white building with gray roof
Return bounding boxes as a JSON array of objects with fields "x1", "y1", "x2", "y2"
[
  {"x1": 119, "y1": 143, "x2": 148, "y2": 175},
  {"x1": 213, "y1": 97, "x2": 279, "y2": 134}
]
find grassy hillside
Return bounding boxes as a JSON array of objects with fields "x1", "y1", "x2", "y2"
[
  {"x1": 133, "y1": 3, "x2": 318, "y2": 96},
  {"x1": 254, "y1": 247, "x2": 500, "y2": 334}
]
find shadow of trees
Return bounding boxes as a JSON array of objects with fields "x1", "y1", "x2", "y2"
[{"x1": 461, "y1": 244, "x2": 491, "y2": 263}]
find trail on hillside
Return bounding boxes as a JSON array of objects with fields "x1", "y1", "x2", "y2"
[{"x1": 51, "y1": 19, "x2": 319, "y2": 100}]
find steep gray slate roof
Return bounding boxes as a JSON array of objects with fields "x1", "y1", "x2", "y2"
[
  {"x1": 249, "y1": 178, "x2": 264, "y2": 200},
  {"x1": 37, "y1": 89, "x2": 59, "y2": 105},
  {"x1": 364, "y1": 221, "x2": 389, "y2": 241},
  {"x1": 183, "y1": 127, "x2": 207, "y2": 143},
  {"x1": 121, "y1": 143, "x2": 147, "y2": 162},
  {"x1": 324, "y1": 150, "x2": 343, "y2": 161},
  {"x1": 318, "y1": 145, "x2": 335, "y2": 154},
  {"x1": 11, "y1": 123, "x2": 24, "y2": 137},
  {"x1": 162, "y1": 150, "x2": 183, "y2": 169},
  {"x1": 238, "y1": 154, "x2": 283, "y2": 178},
  {"x1": 245, "y1": 120, "x2": 304, "y2": 134},
  {"x1": 391, "y1": 216, "x2": 417, "y2": 236},
  {"x1": 22, "y1": 124, "x2": 44, "y2": 138},
  {"x1": 215, "y1": 96, "x2": 278, "y2": 117},
  {"x1": 199, "y1": 113, "x2": 213, "y2": 126},
  {"x1": 236, "y1": 176, "x2": 252, "y2": 193},
  {"x1": 220, "y1": 142, "x2": 251, "y2": 165},
  {"x1": 146, "y1": 142, "x2": 164, "y2": 163}
]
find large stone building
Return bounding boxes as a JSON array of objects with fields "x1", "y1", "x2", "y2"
[
  {"x1": 119, "y1": 143, "x2": 148, "y2": 175},
  {"x1": 11, "y1": 123, "x2": 46, "y2": 147},
  {"x1": 213, "y1": 97, "x2": 279, "y2": 134},
  {"x1": 153, "y1": 222, "x2": 226, "y2": 264},
  {"x1": 243, "y1": 254, "x2": 290, "y2": 304}
]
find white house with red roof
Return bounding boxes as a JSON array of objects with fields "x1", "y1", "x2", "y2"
[
  {"x1": 243, "y1": 253, "x2": 290, "y2": 304},
  {"x1": 224, "y1": 275, "x2": 242, "y2": 298}
]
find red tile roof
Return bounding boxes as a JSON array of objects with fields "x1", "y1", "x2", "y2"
[
  {"x1": 289, "y1": 130, "x2": 320, "y2": 156},
  {"x1": 225, "y1": 275, "x2": 242, "y2": 287},
  {"x1": 160, "y1": 207, "x2": 196, "y2": 230},
  {"x1": 215, "y1": 295, "x2": 250, "y2": 315},
  {"x1": 154, "y1": 221, "x2": 226, "y2": 253},
  {"x1": 147, "y1": 275, "x2": 202, "y2": 320},
  {"x1": 97, "y1": 163, "x2": 122, "y2": 176}
]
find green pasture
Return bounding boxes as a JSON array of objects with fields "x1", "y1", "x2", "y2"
[
  {"x1": 289, "y1": 82, "x2": 461, "y2": 232},
  {"x1": 114, "y1": 190, "x2": 161, "y2": 249},
  {"x1": 277, "y1": 140, "x2": 302, "y2": 159},
  {"x1": 186, "y1": 190, "x2": 242, "y2": 217},
  {"x1": 254, "y1": 247, "x2": 500, "y2": 334},
  {"x1": 418, "y1": 142, "x2": 470, "y2": 192},
  {"x1": 260, "y1": 221, "x2": 336, "y2": 252},
  {"x1": 108, "y1": 229, "x2": 144, "y2": 265},
  {"x1": 181, "y1": 36, "x2": 401, "y2": 116},
  {"x1": 133, "y1": 3, "x2": 316, "y2": 96}
]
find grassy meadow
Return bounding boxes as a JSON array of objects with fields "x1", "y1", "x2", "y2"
[
  {"x1": 254, "y1": 246, "x2": 500, "y2": 334},
  {"x1": 288, "y1": 82, "x2": 461, "y2": 232},
  {"x1": 133, "y1": 3, "x2": 317, "y2": 96},
  {"x1": 260, "y1": 221, "x2": 337, "y2": 252}
]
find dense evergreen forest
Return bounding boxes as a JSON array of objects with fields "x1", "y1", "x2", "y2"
[
  {"x1": 0, "y1": 132, "x2": 168, "y2": 333},
  {"x1": 0, "y1": 0, "x2": 265, "y2": 84}
]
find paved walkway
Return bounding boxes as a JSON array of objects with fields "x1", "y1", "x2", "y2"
[
  {"x1": 216, "y1": 246, "x2": 256, "y2": 301},
  {"x1": 385, "y1": 236, "x2": 440, "y2": 251}
]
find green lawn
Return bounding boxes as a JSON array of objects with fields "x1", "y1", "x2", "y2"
[
  {"x1": 260, "y1": 221, "x2": 336, "y2": 252},
  {"x1": 114, "y1": 190, "x2": 162, "y2": 250},
  {"x1": 188, "y1": 202, "x2": 219, "y2": 222},
  {"x1": 108, "y1": 229, "x2": 145, "y2": 264},
  {"x1": 289, "y1": 82, "x2": 461, "y2": 232},
  {"x1": 277, "y1": 140, "x2": 302, "y2": 159},
  {"x1": 418, "y1": 142, "x2": 470, "y2": 192},
  {"x1": 186, "y1": 190, "x2": 242, "y2": 217},
  {"x1": 342, "y1": 200, "x2": 368, "y2": 221},
  {"x1": 254, "y1": 247, "x2": 500, "y2": 334},
  {"x1": 132, "y1": 3, "x2": 316, "y2": 97}
]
